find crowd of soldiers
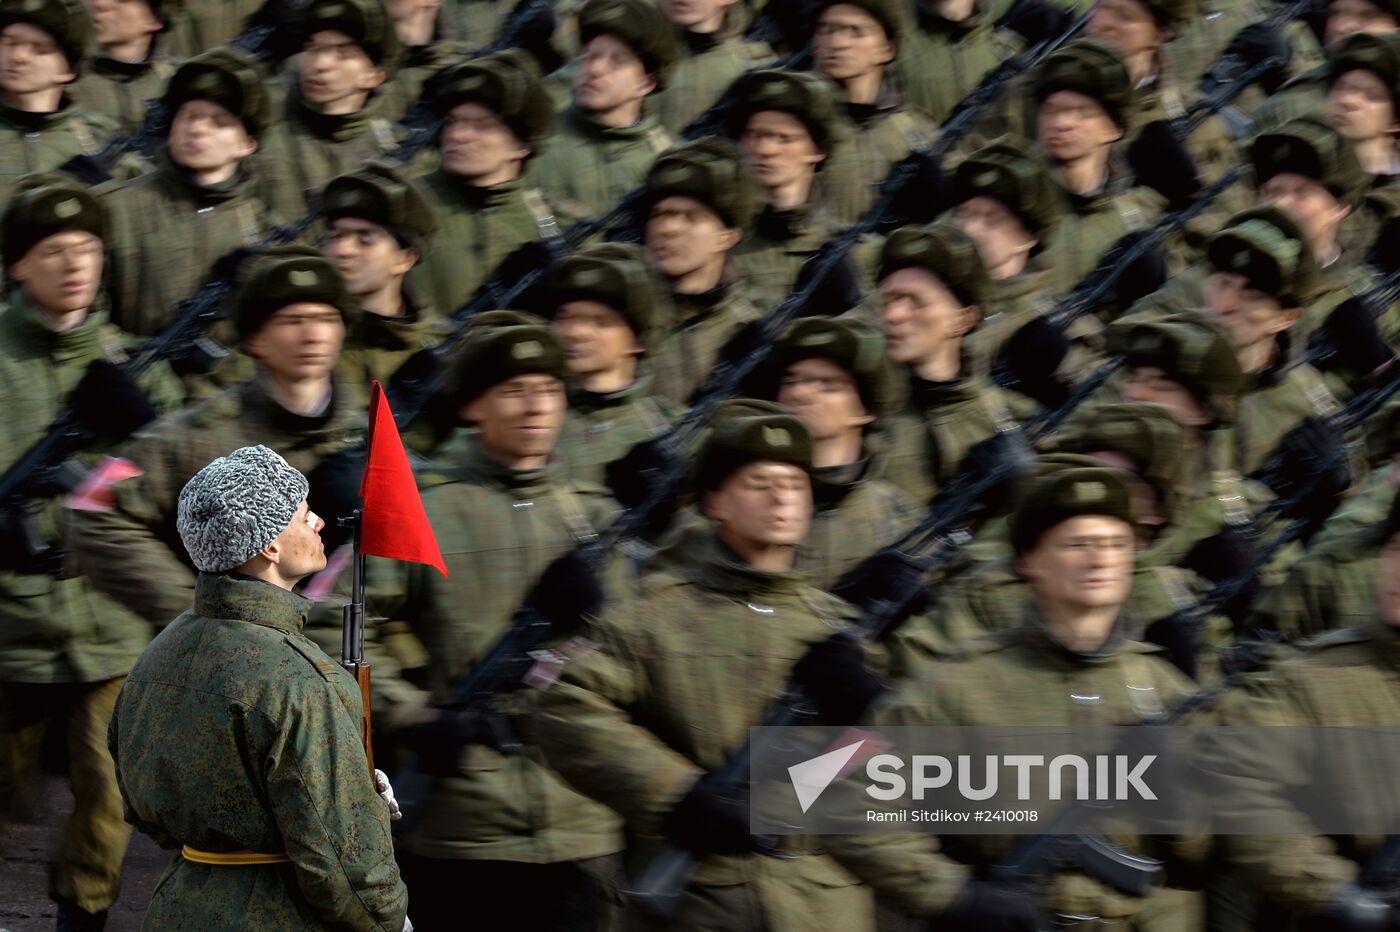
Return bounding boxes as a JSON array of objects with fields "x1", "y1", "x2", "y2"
[{"x1": 1, "y1": 0, "x2": 1400, "y2": 927}]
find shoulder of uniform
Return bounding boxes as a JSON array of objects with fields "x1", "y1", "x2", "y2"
[
  {"x1": 1120, "y1": 639, "x2": 1169, "y2": 655},
  {"x1": 949, "y1": 627, "x2": 1023, "y2": 659},
  {"x1": 1296, "y1": 627, "x2": 1373, "y2": 652},
  {"x1": 283, "y1": 634, "x2": 346, "y2": 682}
]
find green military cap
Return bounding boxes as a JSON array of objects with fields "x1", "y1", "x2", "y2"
[
  {"x1": 1034, "y1": 39, "x2": 1135, "y2": 129},
  {"x1": 543, "y1": 242, "x2": 670, "y2": 346},
  {"x1": 1328, "y1": 31, "x2": 1400, "y2": 107},
  {"x1": 813, "y1": 0, "x2": 912, "y2": 46},
  {"x1": 642, "y1": 138, "x2": 761, "y2": 229},
  {"x1": 879, "y1": 220, "x2": 990, "y2": 311},
  {"x1": 452, "y1": 311, "x2": 567, "y2": 404},
  {"x1": 234, "y1": 246, "x2": 354, "y2": 340},
  {"x1": 323, "y1": 160, "x2": 438, "y2": 254},
  {"x1": 1107, "y1": 312, "x2": 1244, "y2": 426},
  {"x1": 1010, "y1": 465, "x2": 1137, "y2": 556},
  {"x1": 1060, "y1": 402, "x2": 1185, "y2": 512},
  {"x1": 724, "y1": 70, "x2": 849, "y2": 156},
  {"x1": 0, "y1": 0, "x2": 88, "y2": 72},
  {"x1": 1249, "y1": 116, "x2": 1369, "y2": 206},
  {"x1": 578, "y1": 0, "x2": 681, "y2": 90},
  {"x1": 287, "y1": 0, "x2": 401, "y2": 68},
  {"x1": 429, "y1": 49, "x2": 555, "y2": 153},
  {"x1": 1, "y1": 174, "x2": 105, "y2": 268},
  {"x1": 695, "y1": 399, "x2": 813, "y2": 492},
  {"x1": 164, "y1": 48, "x2": 270, "y2": 138},
  {"x1": 1206, "y1": 206, "x2": 1318, "y2": 309},
  {"x1": 949, "y1": 138, "x2": 1066, "y2": 247},
  {"x1": 774, "y1": 316, "x2": 902, "y2": 417}
]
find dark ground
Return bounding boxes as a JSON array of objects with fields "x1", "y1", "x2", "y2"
[{"x1": 0, "y1": 773, "x2": 163, "y2": 932}]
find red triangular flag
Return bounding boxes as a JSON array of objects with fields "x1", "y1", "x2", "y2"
[{"x1": 359, "y1": 381, "x2": 449, "y2": 576}]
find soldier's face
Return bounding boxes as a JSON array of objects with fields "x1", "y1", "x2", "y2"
[
  {"x1": 954, "y1": 196, "x2": 1037, "y2": 280},
  {"x1": 1381, "y1": 530, "x2": 1400, "y2": 627},
  {"x1": 551, "y1": 300, "x2": 641, "y2": 380},
  {"x1": 704, "y1": 461, "x2": 812, "y2": 548},
  {"x1": 879, "y1": 267, "x2": 978, "y2": 368},
  {"x1": 0, "y1": 23, "x2": 75, "y2": 94},
  {"x1": 324, "y1": 218, "x2": 416, "y2": 298},
  {"x1": 778, "y1": 356, "x2": 873, "y2": 443},
  {"x1": 441, "y1": 101, "x2": 530, "y2": 184},
  {"x1": 243, "y1": 302, "x2": 346, "y2": 381},
  {"x1": 1205, "y1": 271, "x2": 1301, "y2": 357},
  {"x1": 85, "y1": 0, "x2": 164, "y2": 48},
  {"x1": 741, "y1": 111, "x2": 826, "y2": 192},
  {"x1": 1122, "y1": 366, "x2": 1213, "y2": 429},
  {"x1": 1326, "y1": 0, "x2": 1399, "y2": 48},
  {"x1": 1017, "y1": 515, "x2": 1136, "y2": 614},
  {"x1": 169, "y1": 100, "x2": 257, "y2": 174},
  {"x1": 664, "y1": 0, "x2": 737, "y2": 32},
  {"x1": 574, "y1": 34, "x2": 656, "y2": 114},
  {"x1": 814, "y1": 4, "x2": 895, "y2": 82},
  {"x1": 9, "y1": 230, "x2": 104, "y2": 317},
  {"x1": 1088, "y1": 0, "x2": 1170, "y2": 59},
  {"x1": 1258, "y1": 172, "x2": 1350, "y2": 252},
  {"x1": 268, "y1": 500, "x2": 328, "y2": 580},
  {"x1": 1328, "y1": 69, "x2": 1399, "y2": 144},
  {"x1": 462, "y1": 373, "x2": 566, "y2": 465},
  {"x1": 1038, "y1": 90, "x2": 1123, "y2": 164},
  {"x1": 298, "y1": 30, "x2": 386, "y2": 112},
  {"x1": 645, "y1": 196, "x2": 741, "y2": 278}
]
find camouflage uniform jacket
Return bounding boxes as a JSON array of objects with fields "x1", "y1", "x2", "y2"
[
  {"x1": 1234, "y1": 343, "x2": 1350, "y2": 477},
  {"x1": 554, "y1": 372, "x2": 681, "y2": 488},
  {"x1": 0, "y1": 96, "x2": 126, "y2": 208},
  {"x1": 101, "y1": 153, "x2": 279, "y2": 337},
  {"x1": 796, "y1": 454, "x2": 923, "y2": 590},
  {"x1": 336, "y1": 290, "x2": 448, "y2": 411},
  {"x1": 826, "y1": 81, "x2": 940, "y2": 226},
  {"x1": 891, "y1": 0, "x2": 1022, "y2": 125},
  {"x1": 650, "y1": 279, "x2": 764, "y2": 405},
  {"x1": 529, "y1": 105, "x2": 674, "y2": 226},
  {"x1": 654, "y1": 20, "x2": 774, "y2": 135},
  {"x1": 361, "y1": 434, "x2": 625, "y2": 861},
  {"x1": 164, "y1": 0, "x2": 265, "y2": 59},
  {"x1": 439, "y1": 0, "x2": 521, "y2": 47},
  {"x1": 406, "y1": 171, "x2": 555, "y2": 318},
  {"x1": 69, "y1": 52, "x2": 179, "y2": 134},
  {"x1": 828, "y1": 607, "x2": 1200, "y2": 921},
  {"x1": 108, "y1": 572, "x2": 408, "y2": 930},
  {"x1": 731, "y1": 195, "x2": 844, "y2": 312},
  {"x1": 0, "y1": 294, "x2": 182, "y2": 684},
  {"x1": 534, "y1": 529, "x2": 876, "y2": 931},
  {"x1": 379, "y1": 39, "x2": 472, "y2": 124},
  {"x1": 71, "y1": 376, "x2": 365, "y2": 627}
]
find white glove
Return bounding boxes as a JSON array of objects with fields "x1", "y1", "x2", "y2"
[{"x1": 374, "y1": 769, "x2": 402, "y2": 821}]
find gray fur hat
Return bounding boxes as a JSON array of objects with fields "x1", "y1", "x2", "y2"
[{"x1": 177, "y1": 446, "x2": 310, "y2": 574}]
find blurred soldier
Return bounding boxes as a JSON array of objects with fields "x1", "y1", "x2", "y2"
[
  {"x1": 537, "y1": 399, "x2": 880, "y2": 932},
  {"x1": 366, "y1": 314, "x2": 624, "y2": 932},
  {"x1": 378, "y1": 0, "x2": 470, "y2": 121},
  {"x1": 877, "y1": 220, "x2": 1013, "y2": 506},
  {"x1": 322, "y1": 159, "x2": 444, "y2": 407},
  {"x1": 891, "y1": 0, "x2": 1022, "y2": 124},
  {"x1": 813, "y1": 0, "x2": 939, "y2": 225},
  {"x1": 726, "y1": 68, "x2": 853, "y2": 310},
  {"x1": 0, "y1": 177, "x2": 180, "y2": 932},
  {"x1": 69, "y1": 0, "x2": 176, "y2": 133},
  {"x1": 407, "y1": 49, "x2": 558, "y2": 317},
  {"x1": 162, "y1": 0, "x2": 266, "y2": 59},
  {"x1": 0, "y1": 0, "x2": 123, "y2": 206},
  {"x1": 767, "y1": 316, "x2": 920, "y2": 588},
  {"x1": 653, "y1": 0, "x2": 773, "y2": 135},
  {"x1": 531, "y1": 0, "x2": 679, "y2": 225},
  {"x1": 641, "y1": 138, "x2": 765, "y2": 404},
  {"x1": 254, "y1": 0, "x2": 403, "y2": 220},
  {"x1": 73, "y1": 247, "x2": 364, "y2": 627},
  {"x1": 543, "y1": 243, "x2": 682, "y2": 489},
  {"x1": 108, "y1": 446, "x2": 411, "y2": 932},
  {"x1": 102, "y1": 48, "x2": 276, "y2": 337},
  {"x1": 1325, "y1": 33, "x2": 1400, "y2": 234},
  {"x1": 828, "y1": 466, "x2": 1201, "y2": 930}
]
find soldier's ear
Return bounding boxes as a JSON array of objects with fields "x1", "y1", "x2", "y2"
[
  {"x1": 719, "y1": 226, "x2": 743, "y2": 251},
  {"x1": 640, "y1": 73, "x2": 658, "y2": 99},
  {"x1": 952, "y1": 305, "x2": 979, "y2": 339},
  {"x1": 362, "y1": 65, "x2": 389, "y2": 92}
]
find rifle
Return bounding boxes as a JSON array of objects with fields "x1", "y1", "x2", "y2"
[{"x1": 340, "y1": 508, "x2": 375, "y2": 774}]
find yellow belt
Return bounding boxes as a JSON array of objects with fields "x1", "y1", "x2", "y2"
[{"x1": 182, "y1": 846, "x2": 291, "y2": 866}]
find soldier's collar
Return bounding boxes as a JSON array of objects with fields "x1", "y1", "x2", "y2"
[
  {"x1": 195, "y1": 573, "x2": 312, "y2": 635},
  {"x1": 0, "y1": 288, "x2": 105, "y2": 362},
  {"x1": 1022, "y1": 602, "x2": 1132, "y2": 666},
  {"x1": 291, "y1": 86, "x2": 382, "y2": 139},
  {"x1": 687, "y1": 529, "x2": 815, "y2": 600},
  {"x1": 567, "y1": 371, "x2": 653, "y2": 410},
  {"x1": 93, "y1": 50, "x2": 156, "y2": 78},
  {"x1": 811, "y1": 455, "x2": 874, "y2": 510},
  {"x1": 0, "y1": 93, "x2": 75, "y2": 130}
]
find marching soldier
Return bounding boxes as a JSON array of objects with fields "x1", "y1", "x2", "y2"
[
  {"x1": 641, "y1": 138, "x2": 766, "y2": 405},
  {"x1": 531, "y1": 0, "x2": 679, "y2": 225},
  {"x1": 890, "y1": 0, "x2": 1022, "y2": 125},
  {"x1": 653, "y1": 0, "x2": 774, "y2": 135},
  {"x1": 254, "y1": 0, "x2": 403, "y2": 220},
  {"x1": 536, "y1": 399, "x2": 880, "y2": 932},
  {"x1": 69, "y1": 0, "x2": 177, "y2": 134},
  {"x1": 407, "y1": 49, "x2": 559, "y2": 318},
  {"x1": 101, "y1": 47, "x2": 276, "y2": 338},
  {"x1": 0, "y1": 177, "x2": 181, "y2": 932},
  {"x1": 108, "y1": 445, "x2": 411, "y2": 931},
  {"x1": 73, "y1": 247, "x2": 365, "y2": 627},
  {"x1": 1326, "y1": 31, "x2": 1400, "y2": 181},
  {"x1": 321, "y1": 159, "x2": 445, "y2": 408}
]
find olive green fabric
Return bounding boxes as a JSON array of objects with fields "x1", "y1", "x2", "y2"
[
  {"x1": 651, "y1": 278, "x2": 764, "y2": 405},
  {"x1": 69, "y1": 53, "x2": 177, "y2": 135},
  {"x1": 528, "y1": 105, "x2": 673, "y2": 226}
]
